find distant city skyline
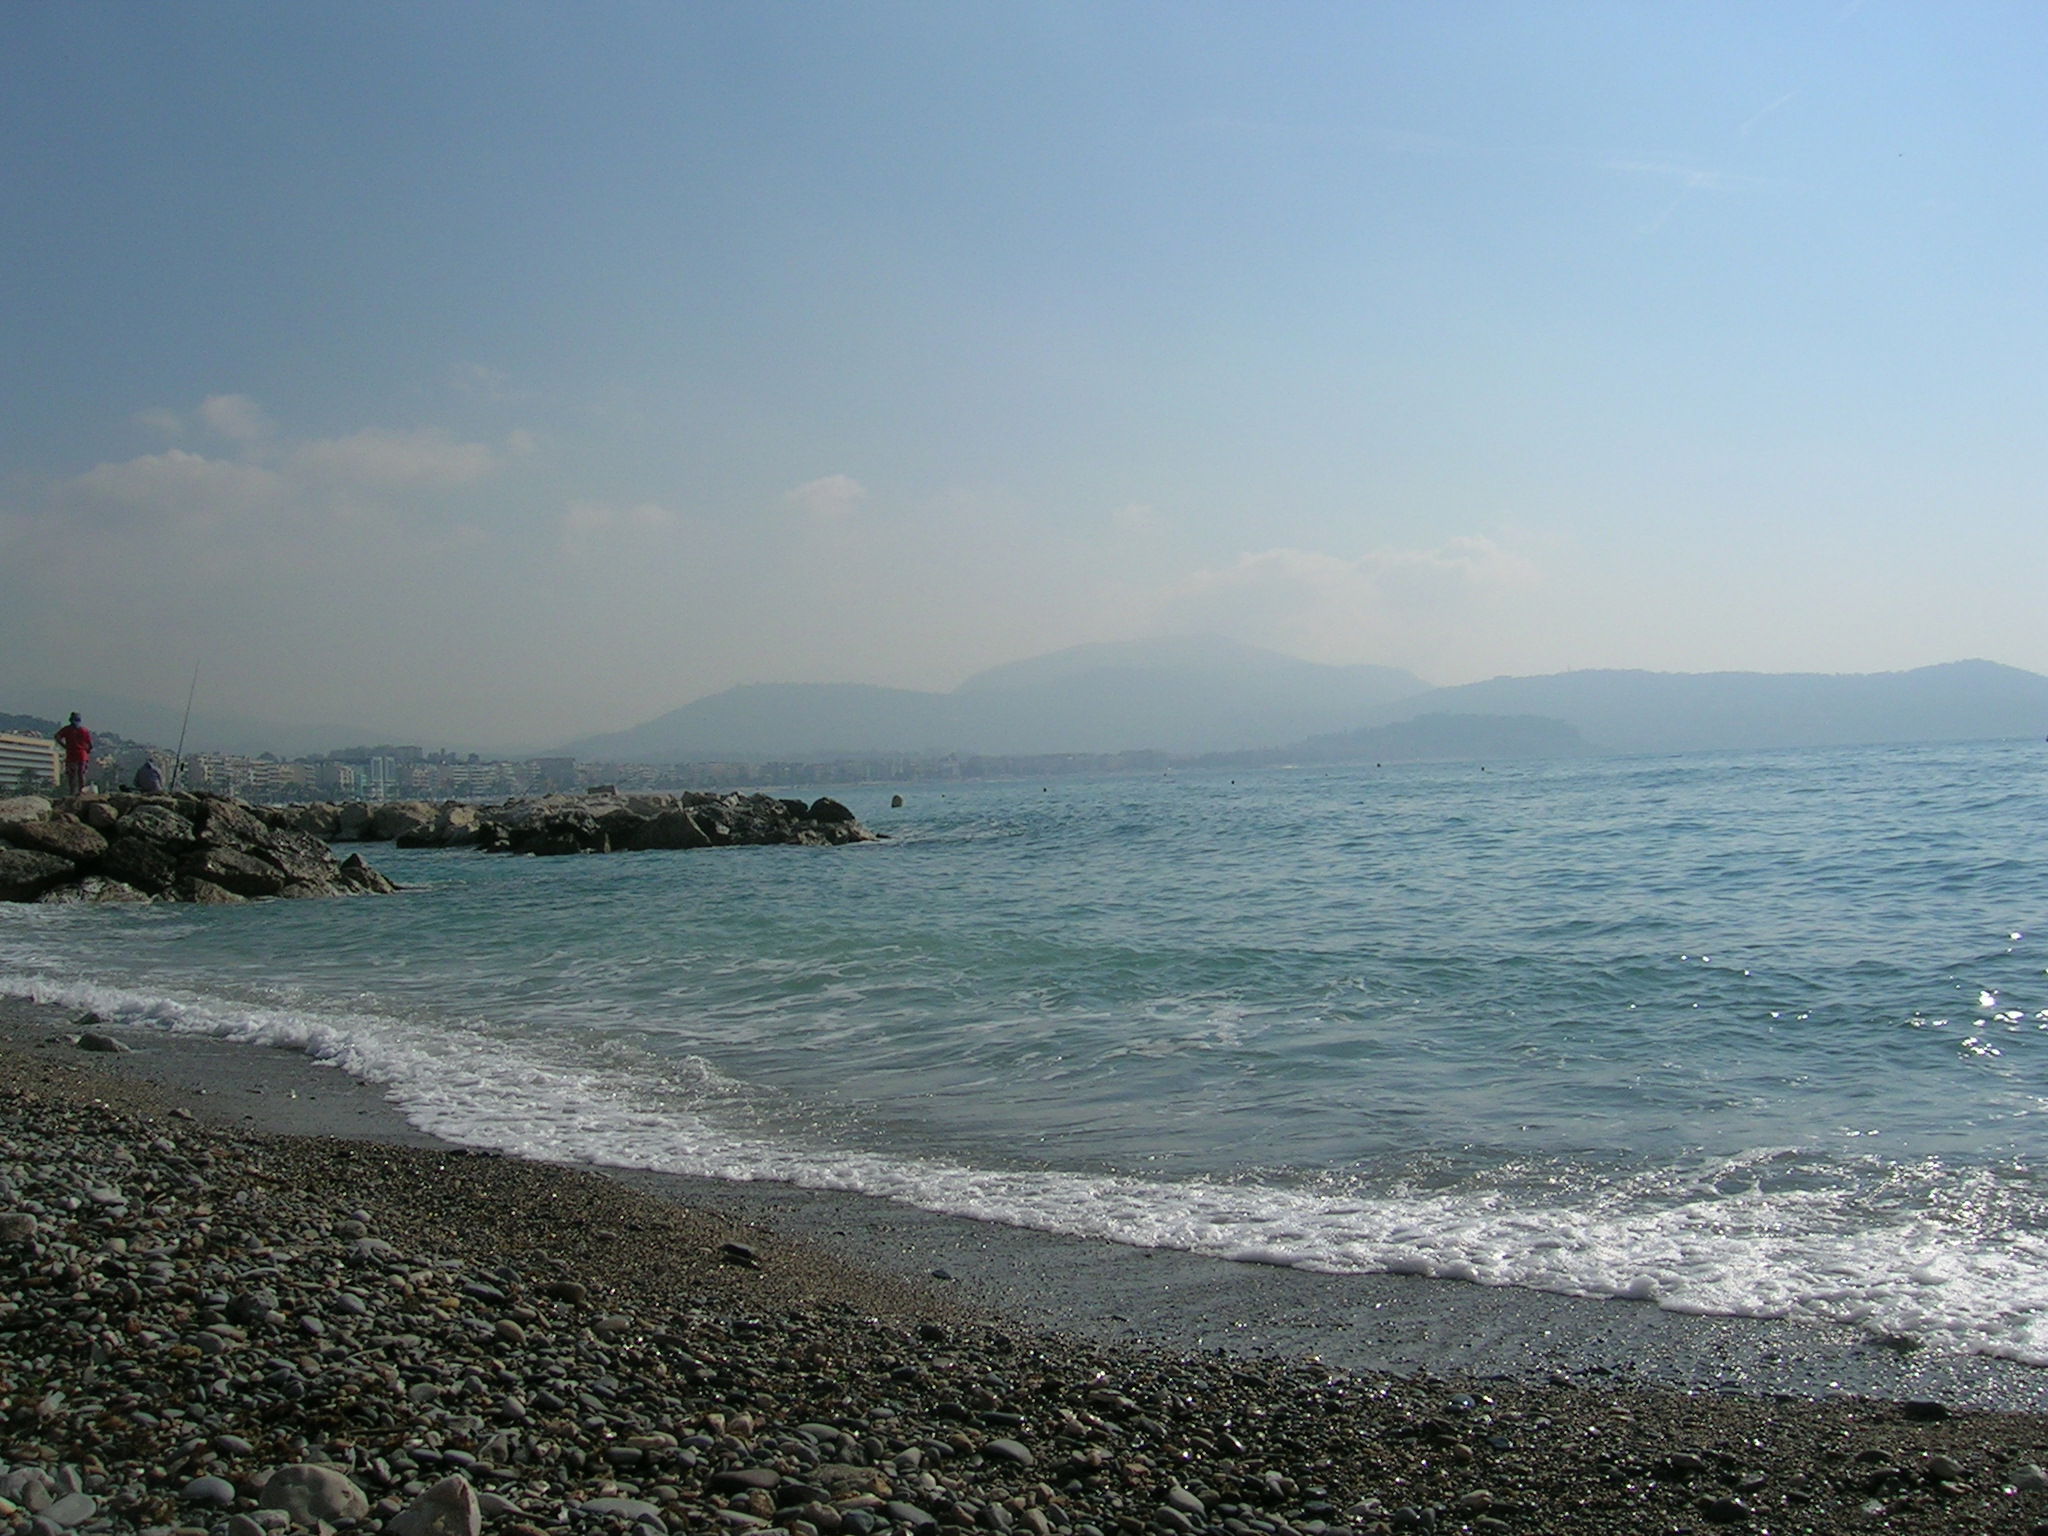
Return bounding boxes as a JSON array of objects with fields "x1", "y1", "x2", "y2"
[{"x1": 6, "y1": 3, "x2": 2045, "y2": 754}]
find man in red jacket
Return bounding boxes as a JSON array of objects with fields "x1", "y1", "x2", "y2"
[{"x1": 54, "y1": 712, "x2": 92, "y2": 795}]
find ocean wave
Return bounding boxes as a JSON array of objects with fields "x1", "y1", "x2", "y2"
[{"x1": 10, "y1": 963, "x2": 2048, "y2": 1367}]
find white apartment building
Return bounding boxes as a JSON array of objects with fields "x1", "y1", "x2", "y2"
[{"x1": 0, "y1": 732, "x2": 59, "y2": 791}]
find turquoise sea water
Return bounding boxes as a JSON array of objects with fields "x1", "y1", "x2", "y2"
[{"x1": 9, "y1": 739, "x2": 2048, "y2": 1362}]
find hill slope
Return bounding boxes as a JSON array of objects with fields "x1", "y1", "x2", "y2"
[
  {"x1": 1372, "y1": 660, "x2": 2048, "y2": 753},
  {"x1": 562, "y1": 637, "x2": 1430, "y2": 761}
]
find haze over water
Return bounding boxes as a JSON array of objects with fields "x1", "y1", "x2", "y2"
[{"x1": 9, "y1": 738, "x2": 2048, "y2": 1364}]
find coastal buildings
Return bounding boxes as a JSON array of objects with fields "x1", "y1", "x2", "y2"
[{"x1": 0, "y1": 733, "x2": 59, "y2": 792}]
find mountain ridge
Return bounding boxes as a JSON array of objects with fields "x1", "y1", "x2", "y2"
[{"x1": 559, "y1": 643, "x2": 2048, "y2": 763}]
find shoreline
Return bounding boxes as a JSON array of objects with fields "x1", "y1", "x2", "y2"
[
  {"x1": 10, "y1": 993, "x2": 2048, "y2": 1533},
  {"x1": 7, "y1": 989, "x2": 2048, "y2": 1416}
]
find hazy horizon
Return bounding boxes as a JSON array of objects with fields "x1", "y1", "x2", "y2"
[{"x1": 7, "y1": 4, "x2": 2045, "y2": 751}]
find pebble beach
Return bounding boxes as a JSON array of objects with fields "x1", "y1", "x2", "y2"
[{"x1": 8, "y1": 997, "x2": 2048, "y2": 1536}]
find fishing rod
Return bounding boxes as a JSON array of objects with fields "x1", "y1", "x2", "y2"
[{"x1": 170, "y1": 664, "x2": 198, "y2": 791}]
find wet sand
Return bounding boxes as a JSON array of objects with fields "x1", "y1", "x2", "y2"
[
  {"x1": 11, "y1": 992, "x2": 2048, "y2": 1534},
  {"x1": 8, "y1": 991, "x2": 2047, "y2": 1416}
]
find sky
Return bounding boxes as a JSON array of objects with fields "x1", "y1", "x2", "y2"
[{"x1": 3, "y1": 1, "x2": 2044, "y2": 753}]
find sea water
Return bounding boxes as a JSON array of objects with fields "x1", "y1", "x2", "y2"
[{"x1": 8, "y1": 738, "x2": 2048, "y2": 1364}]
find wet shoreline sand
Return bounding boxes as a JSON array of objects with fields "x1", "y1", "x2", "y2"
[
  {"x1": 8, "y1": 990, "x2": 2048, "y2": 1533},
  {"x1": 8, "y1": 991, "x2": 2046, "y2": 1415}
]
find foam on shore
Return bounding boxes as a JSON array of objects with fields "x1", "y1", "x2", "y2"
[{"x1": 7, "y1": 988, "x2": 2048, "y2": 1416}]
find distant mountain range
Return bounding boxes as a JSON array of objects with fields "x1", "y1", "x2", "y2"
[
  {"x1": 1372, "y1": 660, "x2": 2048, "y2": 756},
  {"x1": 563, "y1": 637, "x2": 1430, "y2": 760},
  {"x1": 17, "y1": 643, "x2": 2046, "y2": 770},
  {"x1": 559, "y1": 641, "x2": 2048, "y2": 764}
]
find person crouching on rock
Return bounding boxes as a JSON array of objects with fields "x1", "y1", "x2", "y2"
[
  {"x1": 133, "y1": 758, "x2": 165, "y2": 794},
  {"x1": 54, "y1": 712, "x2": 93, "y2": 795}
]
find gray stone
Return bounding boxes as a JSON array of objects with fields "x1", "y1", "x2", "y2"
[
  {"x1": 36, "y1": 875, "x2": 151, "y2": 904},
  {"x1": 388, "y1": 1474, "x2": 481, "y2": 1536},
  {"x1": 580, "y1": 1496, "x2": 663, "y2": 1520},
  {"x1": 180, "y1": 1476, "x2": 239, "y2": 1507},
  {"x1": 337, "y1": 853, "x2": 398, "y2": 894},
  {"x1": 41, "y1": 1492, "x2": 95, "y2": 1528},
  {"x1": 3, "y1": 816, "x2": 108, "y2": 862},
  {"x1": 984, "y1": 1439, "x2": 1034, "y2": 1468},
  {"x1": 180, "y1": 846, "x2": 288, "y2": 897},
  {"x1": 115, "y1": 804, "x2": 198, "y2": 845},
  {"x1": 708, "y1": 1467, "x2": 783, "y2": 1492},
  {"x1": 256, "y1": 1463, "x2": 370, "y2": 1524},
  {"x1": 95, "y1": 836, "x2": 180, "y2": 894},
  {"x1": 0, "y1": 847, "x2": 75, "y2": 900},
  {"x1": 196, "y1": 798, "x2": 272, "y2": 846},
  {"x1": 368, "y1": 800, "x2": 438, "y2": 842}
]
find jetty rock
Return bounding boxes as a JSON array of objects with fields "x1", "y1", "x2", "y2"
[
  {"x1": 0, "y1": 792, "x2": 399, "y2": 905},
  {"x1": 262, "y1": 788, "x2": 877, "y2": 855}
]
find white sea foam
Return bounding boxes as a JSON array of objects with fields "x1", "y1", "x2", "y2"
[
  {"x1": 10, "y1": 743, "x2": 2048, "y2": 1369},
  {"x1": 10, "y1": 962, "x2": 2048, "y2": 1367}
]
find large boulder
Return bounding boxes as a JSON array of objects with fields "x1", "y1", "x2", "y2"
[
  {"x1": 337, "y1": 853, "x2": 399, "y2": 894},
  {"x1": 194, "y1": 797, "x2": 273, "y2": 847},
  {"x1": 259, "y1": 827, "x2": 348, "y2": 886},
  {"x1": 368, "y1": 800, "x2": 437, "y2": 842},
  {"x1": 115, "y1": 804, "x2": 199, "y2": 846},
  {"x1": 2, "y1": 814, "x2": 108, "y2": 863},
  {"x1": 180, "y1": 846, "x2": 289, "y2": 898},
  {"x1": 0, "y1": 848, "x2": 76, "y2": 901},
  {"x1": 97, "y1": 836, "x2": 181, "y2": 896},
  {"x1": 0, "y1": 795, "x2": 52, "y2": 823},
  {"x1": 265, "y1": 801, "x2": 343, "y2": 839},
  {"x1": 625, "y1": 807, "x2": 710, "y2": 850}
]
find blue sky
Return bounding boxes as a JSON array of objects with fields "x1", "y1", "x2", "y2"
[{"x1": 4, "y1": 1, "x2": 2043, "y2": 750}]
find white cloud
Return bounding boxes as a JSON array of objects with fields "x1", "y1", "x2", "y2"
[
  {"x1": 560, "y1": 499, "x2": 681, "y2": 552},
  {"x1": 1149, "y1": 536, "x2": 1538, "y2": 665},
  {"x1": 783, "y1": 473, "x2": 867, "y2": 521},
  {"x1": 65, "y1": 449, "x2": 288, "y2": 526},
  {"x1": 290, "y1": 427, "x2": 496, "y2": 488},
  {"x1": 51, "y1": 400, "x2": 510, "y2": 542},
  {"x1": 200, "y1": 393, "x2": 272, "y2": 442}
]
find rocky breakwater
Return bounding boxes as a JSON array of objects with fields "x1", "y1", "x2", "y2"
[
  {"x1": 263, "y1": 788, "x2": 875, "y2": 857},
  {"x1": 0, "y1": 793, "x2": 397, "y2": 906}
]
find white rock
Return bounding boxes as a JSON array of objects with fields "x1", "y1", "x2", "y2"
[
  {"x1": 388, "y1": 1474, "x2": 481, "y2": 1536},
  {"x1": 256, "y1": 1463, "x2": 369, "y2": 1524}
]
